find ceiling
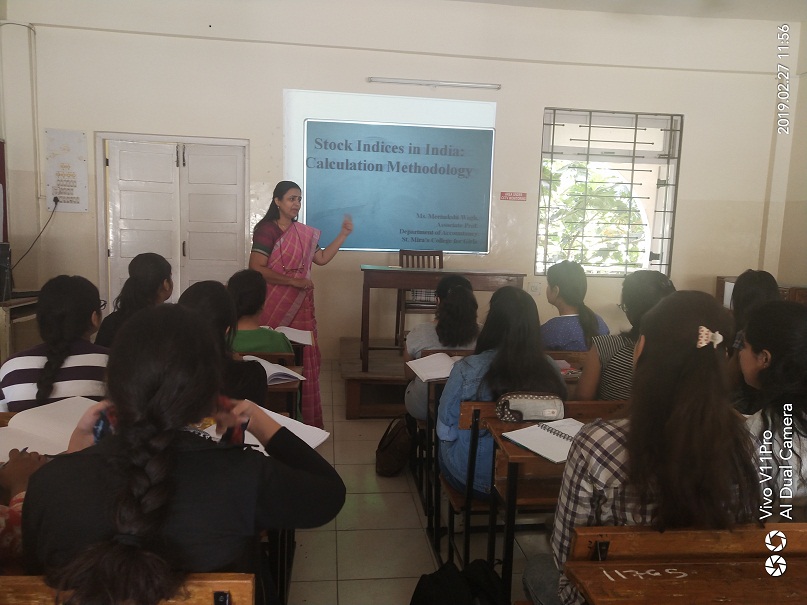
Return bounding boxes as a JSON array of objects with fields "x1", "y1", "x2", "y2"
[{"x1": 448, "y1": 0, "x2": 807, "y2": 22}]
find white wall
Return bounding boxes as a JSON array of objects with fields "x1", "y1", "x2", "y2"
[{"x1": 1, "y1": 0, "x2": 803, "y2": 356}]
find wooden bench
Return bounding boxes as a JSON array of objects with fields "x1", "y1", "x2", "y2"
[
  {"x1": 564, "y1": 524, "x2": 807, "y2": 604},
  {"x1": 0, "y1": 573, "x2": 255, "y2": 604}
]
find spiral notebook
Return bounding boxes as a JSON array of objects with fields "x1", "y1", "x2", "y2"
[{"x1": 501, "y1": 418, "x2": 585, "y2": 463}]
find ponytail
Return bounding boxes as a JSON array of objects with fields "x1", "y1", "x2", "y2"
[
  {"x1": 35, "y1": 276, "x2": 101, "y2": 406},
  {"x1": 546, "y1": 261, "x2": 599, "y2": 346}
]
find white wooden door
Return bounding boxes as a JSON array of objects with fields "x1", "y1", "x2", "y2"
[
  {"x1": 105, "y1": 139, "x2": 247, "y2": 305},
  {"x1": 106, "y1": 140, "x2": 180, "y2": 304},
  {"x1": 179, "y1": 143, "x2": 246, "y2": 290}
]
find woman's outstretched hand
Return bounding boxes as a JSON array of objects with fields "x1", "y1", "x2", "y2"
[
  {"x1": 215, "y1": 399, "x2": 283, "y2": 445},
  {"x1": 340, "y1": 214, "x2": 353, "y2": 237}
]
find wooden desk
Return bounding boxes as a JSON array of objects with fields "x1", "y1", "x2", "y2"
[
  {"x1": 359, "y1": 266, "x2": 525, "y2": 372},
  {"x1": 483, "y1": 401, "x2": 630, "y2": 603},
  {"x1": 0, "y1": 297, "x2": 38, "y2": 364},
  {"x1": 564, "y1": 559, "x2": 807, "y2": 604}
]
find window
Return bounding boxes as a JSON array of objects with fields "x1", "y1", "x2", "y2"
[{"x1": 536, "y1": 109, "x2": 683, "y2": 276}]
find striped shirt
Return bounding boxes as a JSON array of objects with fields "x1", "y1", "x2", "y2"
[
  {"x1": 551, "y1": 419, "x2": 654, "y2": 605},
  {"x1": 591, "y1": 333, "x2": 635, "y2": 400},
  {"x1": 0, "y1": 340, "x2": 108, "y2": 412}
]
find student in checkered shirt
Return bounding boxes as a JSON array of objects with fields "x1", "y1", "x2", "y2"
[{"x1": 524, "y1": 291, "x2": 761, "y2": 605}]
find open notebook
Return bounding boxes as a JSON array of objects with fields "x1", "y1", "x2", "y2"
[
  {"x1": 501, "y1": 418, "x2": 585, "y2": 463},
  {"x1": 205, "y1": 407, "x2": 329, "y2": 450},
  {"x1": 261, "y1": 325, "x2": 313, "y2": 346},
  {"x1": 242, "y1": 356, "x2": 306, "y2": 385},
  {"x1": 406, "y1": 353, "x2": 463, "y2": 382},
  {"x1": 1, "y1": 396, "x2": 96, "y2": 462}
]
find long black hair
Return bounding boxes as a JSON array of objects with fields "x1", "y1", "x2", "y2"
[
  {"x1": 46, "y1": 305, "x2": 221, "y2": 605},
  {"x1": 628, "y1": 291, "x2": 759, "y2": 530},
  {"x1": 35, "y1": 275, "x2": 102, "y2": 405},
  {"x1": 261, "y1": 181, "x2": 300, "y2": 223},
  {"x1": 434, "y1": 274, "x2": 478, "y2": 347},
  {"x1": 177, "y1": 281, "x2": 238, "y2": 358},
  {"x1": 476, "y1": 286, "x2": 566, "y2": 400},
  {"x1": 114, "y1": 253, "x2": 172, "y2": 318},
  {"x1": 620, "y1": 270, "x2": 676, "y2": 340},
  {"x1": 227, "y1": 269, "x2": 267, "y2": 319},
  {"x1": 730, "y1": 269, "x2": 781, "y2": 334},
  {"x1": 546, "y1": 260, "x2": 599, "y2": 348}
]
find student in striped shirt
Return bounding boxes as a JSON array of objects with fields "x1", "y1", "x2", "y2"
[{"x1": 0, "y1": 276, "x2": 108, "y2": 412}]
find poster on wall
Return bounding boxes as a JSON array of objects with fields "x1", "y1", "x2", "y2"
[
  {"x1": 45, "y1": 129, "x2": 89, "y2": 212},
  {"x1": 304, "y1": 120, "x2": 494, "y2": 253}
]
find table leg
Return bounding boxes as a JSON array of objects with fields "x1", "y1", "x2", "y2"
[
  {"x1": 361, "y1": 280, "x2": 370, "y2": 372},
  {"x1": 501, "y1": 461, "x2": 518, "y2": 604}
]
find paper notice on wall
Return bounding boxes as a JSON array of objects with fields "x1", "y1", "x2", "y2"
[{"x1": 45, "y1": 129, "x2": 89, "y2": 212}]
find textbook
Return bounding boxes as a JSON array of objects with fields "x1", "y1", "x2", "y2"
[
  {"x1": 205, "y1": 407, "x2": 329, "y2": 450},
  {"x1": 262, "y1": 325, "x2": 313, "y2": 346},
  {"x1": 501, "y1": 418, "x2": 585, "y2": 463},
  {"x1": 0, "y1": 396, "x2": 95, "y2": 462},
  {"x1": 242, "y1": 356, "x2": 306, "y2": 385},
  {"x1": 406, "y1": 353, "x2": 463, "y2": 382}
]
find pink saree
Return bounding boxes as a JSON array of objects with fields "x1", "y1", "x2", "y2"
[{"x1": 253, "y1": 220, "x2": 324, "y2": 428}]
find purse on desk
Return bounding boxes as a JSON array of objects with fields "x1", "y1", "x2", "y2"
[{"x1": 495, "y1": 392, "x2": 564, "y2": 423}]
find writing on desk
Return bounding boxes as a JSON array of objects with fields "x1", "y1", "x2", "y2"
[{"x1": 601, "y1": 568, "x2": 688, "y2": 581}]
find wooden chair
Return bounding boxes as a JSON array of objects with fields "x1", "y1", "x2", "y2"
[
  {"x1": 0, "y1": 573, "x2": 255, "y2": 605},
  {"x1": 395, "y1": 249, "x2": 444, "y2": 346}
]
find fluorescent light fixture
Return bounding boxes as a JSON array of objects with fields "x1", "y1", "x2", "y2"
[{"x1": 367, "y1": 77, "x2": 501, "y2": 90}]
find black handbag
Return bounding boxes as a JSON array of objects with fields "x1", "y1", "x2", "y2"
[{"x1": 375, "y1": 415, "x2": 412, "y2": 476}]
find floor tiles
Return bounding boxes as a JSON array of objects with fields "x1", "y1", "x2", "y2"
[
  {"x1": 336, "y1": 528, "x2": 435, "y2": 580},
  {"x1": 337, "y1": 578, "x2": 421, "y2": 605},
  {"x1": 291, "y1": 531, "x2": 337, "y2": 582},
  {"x1": 336, "y1": 493, "x2": 422, "y2": 530},
  {"x1": 287, "y1": 580, "x2": 337, "y2": 605},
  {"x1": 335, "y1": 464, "x2": 410, "y2": 494}
]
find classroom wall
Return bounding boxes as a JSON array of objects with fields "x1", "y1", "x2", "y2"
[{"x1": 0, "y1": 0, "x2": 803, "y2": 357}]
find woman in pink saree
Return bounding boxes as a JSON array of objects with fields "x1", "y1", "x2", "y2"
[{"x1": 249, "y1": 181, "x2": 353, "y2": 428}]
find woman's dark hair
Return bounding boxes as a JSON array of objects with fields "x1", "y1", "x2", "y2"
[
  {"x1": 621, "y1": 270, "x2": 676, "y2": 340},
  {"x1": 262, "y1": 180, "x2": 301, "y2": 222},
  {"x1": 114, "y1": 253, "x2": 172, "y2": 317},
  {"x1": 35, "y1": 275, "x2": 102, "y2": 406},
  {"x1": 475, "y1": 286, "x2": 566, "y2": 400},
  {"x1": 434, "y1": 274, "x2": 478, "y2": 347},
  {"x1": 628, "y1": 291, "x2": 759, "y2": 530},
  {"x1": 227, "y1": 269, "x2": 267, "y2": 319},
  {"x1": 177, "y1": 281, "x2": 238, "y2": 358},
  {"x1": 46, "y1": 304, "x2": 221, "y2": 605},
  {"x1": 745, "y1": 300, "x2": 807, "y2": 471},
  {"x1": 731, "y1": 269, "x2": 781, "y2": 333},
  {"x1": 546, "y1": 260, "x2": 599, "y2": 347}
]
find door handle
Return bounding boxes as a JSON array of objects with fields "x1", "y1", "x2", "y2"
[{"x1": 182, "y1": 241, "x2": 187, "y2": 257}]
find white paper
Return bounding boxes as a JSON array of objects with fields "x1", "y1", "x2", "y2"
[
  {"x1": 405, "y1": 353, "x2": 461, "y2": 382},
  {"x1": 270, "y1": 326, "x2": 313, "y2": 346},
  {"x1": 205, "y1": 407, "x2": 329, "y2": 451},
  {"x1": 242, "y1": 356, "x2": 306, "y2": 384},
  {"x1": 502, "y1": 418, "x2": 585, "y2": 463},
  {"x1": 0, "y1": 396, "x2": 96, "y2": 461}
]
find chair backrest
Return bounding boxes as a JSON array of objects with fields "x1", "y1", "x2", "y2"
[
  {"x1": 568, "y1": 524, "x2": 807, "y2": 562},
  {"x1": 399, "y1": 249, "x2": 444, "y2": 270},
  {"x1": 458, "y1": 400, "x2": 497, "y2": 431},
  {"x1": 241, "y1": 351, "x2": 296, "y2": 367},
  {"x1": 0, "y1": 573, "x2": 255, "y2": 605},
  {"x1": 563, "y1": 400, "x2": 629, "y2": 423}
]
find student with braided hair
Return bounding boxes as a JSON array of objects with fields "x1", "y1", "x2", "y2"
[
  {"x1": 22, "y1": 304, "x2": 345, "y2": 605},
  {"x1": 0, "y1": 275, "x2": 108, "y2": 412}
]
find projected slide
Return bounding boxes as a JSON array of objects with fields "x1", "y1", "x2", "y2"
[{"x1": 304, "y1": 120, "x2": 494, "y2": 253}]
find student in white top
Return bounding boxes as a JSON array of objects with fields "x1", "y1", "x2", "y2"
[{"x1": 403, "y1": 274, "x2": 479, "y2": 420}]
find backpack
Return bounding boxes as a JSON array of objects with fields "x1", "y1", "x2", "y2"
[
  {"x1": 410, "y1": 559, "x2": 505, "y2": 605},
  {"x1": 375, "y1": 414, "x2": 412, "y2": 476}
]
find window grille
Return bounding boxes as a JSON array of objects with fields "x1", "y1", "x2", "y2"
[{"x1": 536, "y1": 108, "x2": 683, "y2": 276}]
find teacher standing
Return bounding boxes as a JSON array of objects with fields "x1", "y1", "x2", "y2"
[{"x1": 249, "y1": 181, "x2": 353, "y2": 428}]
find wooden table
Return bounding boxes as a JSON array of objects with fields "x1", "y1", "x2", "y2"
[
  {"x1": 0, "y1": 296, "x2": 37, "y2": 364},
  {"x1": 483, "y1": 401, "x2": 630, "y2": 603},
  {"x1": 564, "y1": 559, "x2": 807, "y2": 604},
  {"x1": 359, "y1": 266, "x2": 525, "y2": 372}
]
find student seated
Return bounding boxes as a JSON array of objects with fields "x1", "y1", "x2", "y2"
[
  {"x1": 540, "y1": 260, "x2": 608, "y2": 352},
  {"x1": 404, "y1": 274, "x2": 479, "y2": 421},
  {"x1": 95, "y1": 252, "x2": 173, "y2": 347},
  {"x1": 437, "y1": 286, "x2": 566, "y2": 498},
  {"x1": 0, "y1": 275, "x2": 108, "y2": 412},
  {"x1": 728, "y1": 269, "x2": 781, "y2": 414},
  {"x1": 742, "y1": 300, "x2": 807, "y2": 519},
  {"x1": 22, "y1": 304, "x2": 346, "y2": 605},
  {"x1": 178, "y1": 281, "x2": 268, "y2": 407},
  {"x1": 523, "y1": 291, "x2": 760, "y2": 605},
  {"x1": 226, "y1": 269, "x2": 294, "y2": 355},
  {"x1": 574, "y1": 270, "x2": 675, "y2": 400}
]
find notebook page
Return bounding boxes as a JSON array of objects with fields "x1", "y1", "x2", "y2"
[{"x1": 502, "y1": 418, "x2": 585, "y2": 463}]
